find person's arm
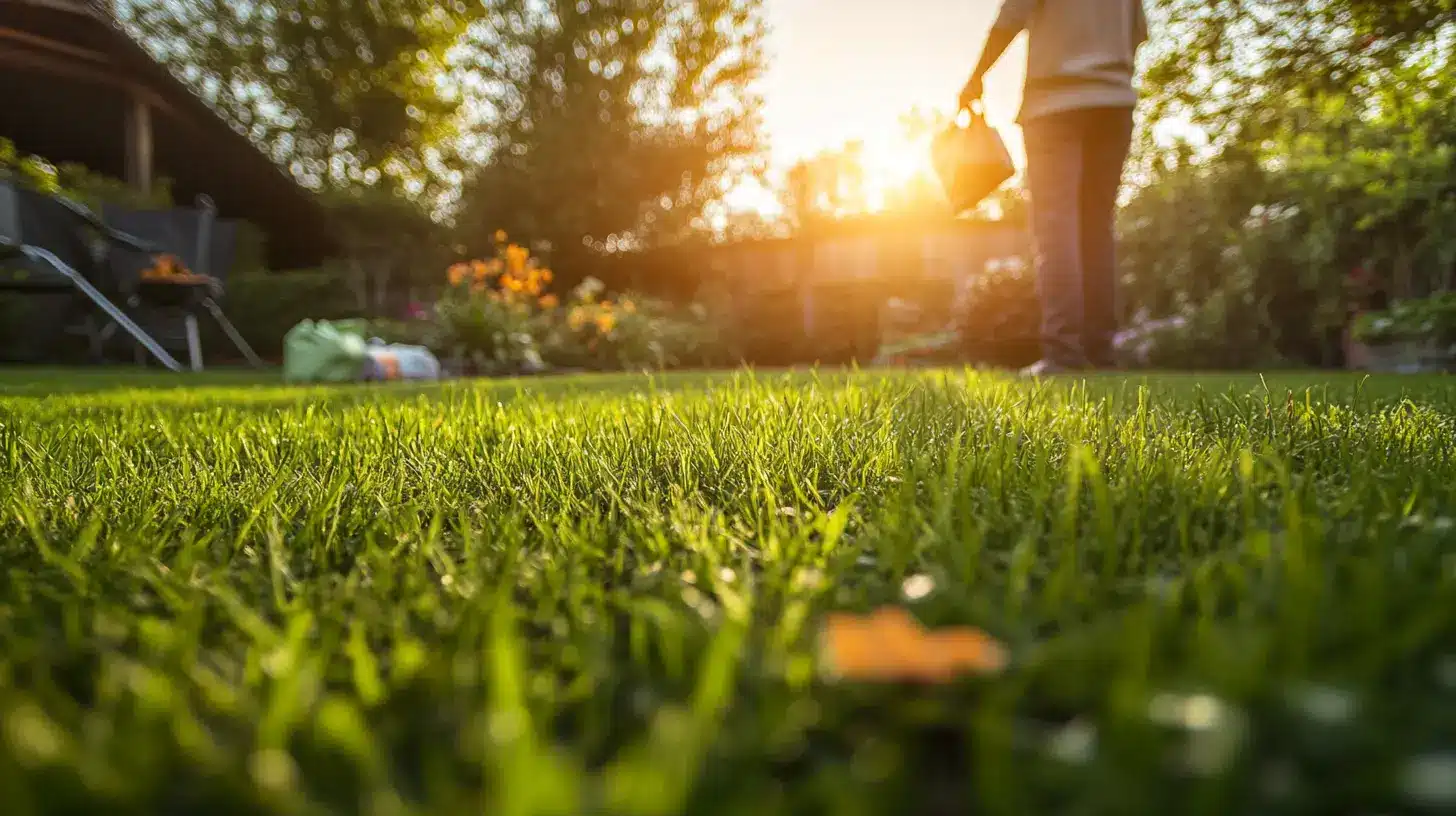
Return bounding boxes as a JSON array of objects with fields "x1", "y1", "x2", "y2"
[{"x1": 959, "y1": 0, "x2": 1039, "y2": 109}]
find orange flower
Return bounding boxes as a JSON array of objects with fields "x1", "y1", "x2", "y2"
[
  {"x1": 494, "y1": 229, "x2": 508, "y2": 243},
  {"x1": 540, "y1": 268, "x2": 553, "y2": 285},
  {"x1": 622, "y1": 299, "x2": 637, "y2": 314},
  {"x1": 821, "y1": 607, "x2": 1007, "y2": 683},
  {"x1": 539, "y1": 294, "x2": 560, "y2": 310},
  {"x1": 448, "y1": 263, "x2": 470, "y2": 286},
  {"x1": 595, "y1": 311, "x2": 617, "y2": 334},
  {"x1": 505, "y1": 244, "x2": 530, "y2": 276},
  {"x1": 471, "y1": 260, "x2": 490, "y2": 281},
  {"x1": 568, "y1": 307, "x2": 588, "y2": 331}
]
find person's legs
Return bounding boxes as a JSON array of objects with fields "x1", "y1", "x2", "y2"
[
  {"x1": 1078, "y1": 107, "x2": 1135, "y2": 369},
  {"x1": 1023, "y1": 111, "x2": 1089, "y2": 368}
]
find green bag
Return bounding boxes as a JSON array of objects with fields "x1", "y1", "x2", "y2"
[
  {"x1": 329, "y1": 319, "x2": 372, "y2": 339},
  {"x1": 283, "y1": 319, "x2": 370, "y2": 383}
]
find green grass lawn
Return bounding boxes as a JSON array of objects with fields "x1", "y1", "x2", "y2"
[{"x1": 2, "y1": 368, "x2": 1455, "y2": 814}]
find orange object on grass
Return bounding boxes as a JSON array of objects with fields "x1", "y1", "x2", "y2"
[{"x1": 821, "y1": 607, "x2": 1007, "y2": 682}]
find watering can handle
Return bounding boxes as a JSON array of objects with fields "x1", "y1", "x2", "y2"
[{"x1": 956, "y1": 100, "x2": 987, "y2": 127}]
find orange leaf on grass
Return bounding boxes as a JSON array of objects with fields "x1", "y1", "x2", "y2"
[{"x1": 821, "y1": 607, "x2": 1007, "y2": 683}]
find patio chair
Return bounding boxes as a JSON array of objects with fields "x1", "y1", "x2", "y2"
[
  {"x1": 101, "y1": 196, "x2": 264, "y2": 370},
  {"x1": 0, "y1": 179, "x2": 184, "y2": 370}
]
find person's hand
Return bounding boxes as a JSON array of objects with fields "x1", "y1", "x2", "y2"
[{"x1": 958, "y1": 74, "x2": 984, "y2": 111}]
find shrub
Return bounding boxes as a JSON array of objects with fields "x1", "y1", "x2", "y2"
[
  {"x1": 953, "y1": 256, "x2": 1041, "y2": 368},
  {"x1": 541, "y1": 290, "x2": 724, "y2": 371},
  {"x1": 1352, "y1": 292, "x2": 1456, "y2": 349},
  {"x1": 429, "y1": 233, "x2": 725, "y2": 375},
  {"x1": 430, "y1": 238, "x2": 552, "y2": 374},
  {"x1": 1114, "y1": 286, "x2": 1288, "y2": 371},
  {"x1": 207, "y1": 267, "x2": 363, "y2": 360}
]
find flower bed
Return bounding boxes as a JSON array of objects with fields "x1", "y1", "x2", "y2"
[{"x1": 380, "y1": 233, "x2": 725, "y2": 376}]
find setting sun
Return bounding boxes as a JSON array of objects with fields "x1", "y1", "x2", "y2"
[
  {"x1": 857, "y1": 127, "x2": 936, "y2": 212},
  {"x1": 720, "y1": 0, "x2": 1029, "y2": 222}
]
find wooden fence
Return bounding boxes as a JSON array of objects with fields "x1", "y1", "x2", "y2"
[{"x1": 560, "y1": 218, "x2": 1028, "y2": 364}]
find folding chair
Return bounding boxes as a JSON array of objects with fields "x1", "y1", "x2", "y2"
[
  {"x1": 101, "y1": 196, "x2": 264, "y2": 371},
  {"x1": 0, "y1": 179, "x2": 184, "y2": 371}
]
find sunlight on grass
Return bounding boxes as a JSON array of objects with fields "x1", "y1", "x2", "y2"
[{"x1": 0, "y1": 369, "x2": 1453, "y2": 813}]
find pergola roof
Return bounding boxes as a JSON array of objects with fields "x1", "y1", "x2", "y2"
[{"x1": 0, "y1": 0, "x2": 336, "y2": 267}]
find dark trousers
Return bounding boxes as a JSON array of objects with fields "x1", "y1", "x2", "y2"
[{"x1": 1022, "y1": 107, "x2": 1135, "y2": 367}]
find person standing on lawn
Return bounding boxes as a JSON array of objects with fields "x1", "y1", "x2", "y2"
[{"x1": 959, "y1": 0, "x2": 1149, "y2": 374}]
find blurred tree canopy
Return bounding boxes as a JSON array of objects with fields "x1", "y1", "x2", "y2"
[
  {"x1": 121, "y1": 0, "x2": 478, "y2": 196},
  {"x1": 1140, "y1": 0, "x2": 1455, "y2": 146},
  {"x1": 453, "y1": 0, "x2": 767, "y2": 256},
  {"x1": 1117, "y1": 0, "x2": 1456, "y2": 365},
  {"x1": 120, "y1": 0, "x2": 767, "y2": 264}
]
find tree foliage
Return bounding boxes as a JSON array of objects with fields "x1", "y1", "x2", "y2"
[
  {"x1": 453, "y1": 0, "x2": 767, "y2": 255},
  {"x1": 1140, "y1": 0, "x2": 1454, "y2": 139},
  {"x1": 121, "y1": 0, "x2": 480, "y2": 194},
  {"x1": 1116, "y1": 0, "x2": 1456, "y2": 366}
]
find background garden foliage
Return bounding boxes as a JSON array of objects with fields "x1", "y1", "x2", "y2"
[{"x1": 9, "y1": 2, "x2": 1456, "y2": 370}]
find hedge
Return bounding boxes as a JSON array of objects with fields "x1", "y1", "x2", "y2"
[{"x1": 204, "y1": 268, "x2": 364, "y2": 361}]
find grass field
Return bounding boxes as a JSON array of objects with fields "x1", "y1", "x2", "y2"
[{"x1": 2, "y1": 368, "x2": 1455, "y2": 815}]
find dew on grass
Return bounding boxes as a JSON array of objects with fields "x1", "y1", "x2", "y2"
[{"x1": 4, "y1": 369, "x2": 1456, "y2": 810}]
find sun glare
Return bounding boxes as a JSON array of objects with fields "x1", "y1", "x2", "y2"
[
  {"x1": 858, "y1": 129, "x2": 935, "y2": 212},
  {"x1": 723, "y1": 125, "x2": 938, "y2": 222}
]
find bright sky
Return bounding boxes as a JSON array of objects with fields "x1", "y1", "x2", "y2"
[
  {"x1": 728, "y1": 0, "x2": 1029, "y2": 216},
  {"x1": 763, "y1": 0, "x2": 1025, "y2": 164}
]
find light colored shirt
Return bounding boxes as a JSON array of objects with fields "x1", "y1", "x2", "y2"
[{"x1": 992, "y1": 0, "x2": 1149, "y2": 122}]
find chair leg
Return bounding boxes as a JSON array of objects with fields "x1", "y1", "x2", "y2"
[
  {"x1": 20, "y1": 246, "x2": 182, "y2": 372},
  {"x1": 185, "y1": 313, "x2": 203, "y2": 372},
  {"x1": 203, "y1": 297, "x2": 265, "y2": 368}
]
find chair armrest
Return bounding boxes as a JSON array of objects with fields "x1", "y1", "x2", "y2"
[
  {"x1": 102, "y1": 227, "x2": 158, "y2": 254},
  {"x1": 52, "y1": 195, "x2": 159, "y2": 253}
]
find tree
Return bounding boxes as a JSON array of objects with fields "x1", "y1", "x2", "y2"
[
  {"x1": 1140, "y1": 0, "x2": 1454, "y2": 145},
  {"x1": 452, "y1": 0, "x2": 767, "y2": 256},
  {"x1": 120, "y1": 0, "x2": 483, "y2": 194},
  {"x1": 1115, "y1": 1, "x2": 1456, "y2": 364},
  {"x1": 120, "y1": 1, "x2": 492, "y2": 299}
]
